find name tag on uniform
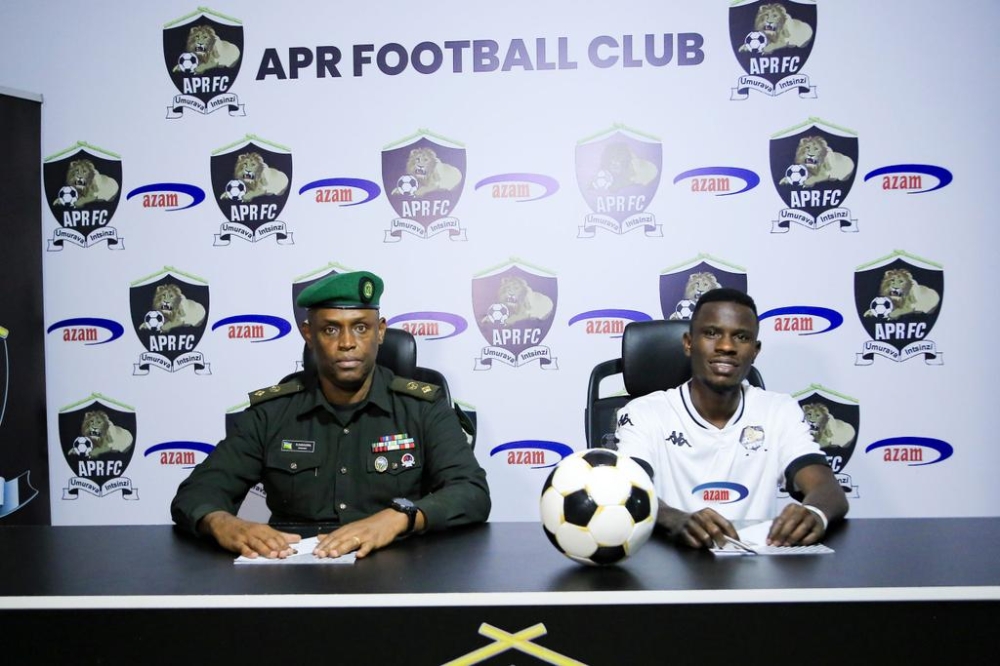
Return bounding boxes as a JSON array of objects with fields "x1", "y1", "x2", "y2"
[
  {"x1": 371, "y1": 433, "x2": 416, "y2": 453},
  {"x1": 281, "y1": 440, "x2": 315, "y2": 453}
]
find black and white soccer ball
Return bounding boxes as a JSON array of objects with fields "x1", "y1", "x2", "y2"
[
  {"x1": 785, "y1": 164, "x2": 809, "y2": 186},
  {"x1": 144, "y1": 310, "x2": 165, "y2": 331},
  {"x1": 177, "y1": 52, "x2": 199, "y2": 73},
  {"x1": 57, "y1": 185, "x2": 79, "y2": 207},
  {"x1": 674, "y1": 299, "x2": 697, "y2": 320},
  {"x1": 591, "y1": 169, "x2": 613, "y2": 191},
  {"x1": 869, "y1": 296, "x2": 894, "y2": 319},
  {"x1": 485, "y1": 303, "x2": 509, "y2": 325},
  {"x1": 396, "y1": 174, "x2": 419, "y2": 196},
  {"x1": 744, "y1": 31, "x2": 769, "y2": 54},
  {"x1": 225, "y1": 179, "x2": 247, "y2": 201},
  {"x1": 540, "y1": 449, "x2": 657, "y2": 566},
  {"x1": 71, "y1": 436, "x2": 94, "y2": 457}
]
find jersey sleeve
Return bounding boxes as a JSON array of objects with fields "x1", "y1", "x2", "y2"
[{"x1": 613, "y1": 395, "x2": 662, "y2": 478}]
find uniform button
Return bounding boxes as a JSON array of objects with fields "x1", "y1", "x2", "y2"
[
  {"x1": 290, "y1": 462, "x2": 298, "y2": 470},
  {"x1": 340, "y1": 466, "x2": 347, "y2": 474},
  {"x1": 343, "y1": 428, "x2": 350, "y2": 434},
  {"x1": 391, "y1": 462, "x2": 398, "y2": 470},
  {"x1": 338, "y1": 503, "x2": 347, "y2": 510}
]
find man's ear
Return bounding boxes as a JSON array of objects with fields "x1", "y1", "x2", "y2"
[
  {"x1": 682, "y1": 331, "x2": 692, "y2": 358},
  {"x1": 377, "y1": 317, "x2": 387, "y2": 344},
  {"x1": 299, "y1": 318, "x2": 314, "y2": 349}
]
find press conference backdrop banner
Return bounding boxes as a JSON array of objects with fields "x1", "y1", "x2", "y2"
[{"x1": 0, "y1": 0, "x2": 995, "y2": 525}]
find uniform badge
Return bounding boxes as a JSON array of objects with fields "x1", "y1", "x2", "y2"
[
  {"x1": 739, "y1": 425, "x2": 765, "y2": 452},
  {"x1": 374, "y1": 455, "x2": 389, "y2": 473},
  {"x1": 401, "y1": 453, "x2": 416, "y2": 468}
]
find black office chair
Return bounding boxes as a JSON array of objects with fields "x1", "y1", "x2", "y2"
[
  {"x1": 282, "y1": 327, "x2": 475, "y2": 449},
  {"x1": 585, "y1": 319, "x2": 764, "y2": 449}
]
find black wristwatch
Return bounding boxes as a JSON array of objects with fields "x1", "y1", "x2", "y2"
[{"x1": 390, "y1": 497, "x2": 418, "y2": 535}]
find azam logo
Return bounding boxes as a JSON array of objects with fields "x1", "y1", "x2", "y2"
[
  {"x1": 43, "y1": 142, "x2": 124, "y2": 251},
  {"x1": 163, "y1": 7, "x2": 246, "y2": 118}
]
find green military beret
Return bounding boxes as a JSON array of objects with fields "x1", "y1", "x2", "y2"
[{"x1": 296, "y1": 271, "x2": 384, "y2": 309}]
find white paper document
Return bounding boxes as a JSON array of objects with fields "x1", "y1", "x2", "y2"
[
  {"x1": 234, "y1": 536, "x2": 357, "y2": 565},
  {"x1": 711, "y1": 520, "x2": 834, "y2": 556}
]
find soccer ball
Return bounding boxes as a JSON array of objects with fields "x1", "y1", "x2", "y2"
[
  {"x1": 591, "y1": 169, "x2": 613, "y2": 191},
  {"x1": 177, "y1": 52, "x2": 199, "y2": 73},
  {"x1": 57, "y1": 185, "x2": 79, "y2": 207},
  {"x1": 71, "y1": 436, "x2": 94, "y2": 457},
  {"x1": 485, "y1": 303, "x2": 509, "y2": 325},
  {"x1": 870, "y1": 296, "x2": 894, "y2": 319},
  {"x1": 144, "y1": 310, "x2": 165, "y2": 331},
  {"x1": 396, "y1": 174, "x2": 419, "y2": 196},
  {"x1": 674, "y1": 299, "x2": 697, "y2": 320},
  {"x1": 785, "y1": 164, "x2": 809, "y2": 186},
  {"x1": 225, "y1": 179, "x2": 247, "y2": 201},
  {"x1": 540, "y1": 449, "x2": 657, "y2": 566},
  {"x1": 744, "y1": 31, "x2": 769, "y2": 54}
]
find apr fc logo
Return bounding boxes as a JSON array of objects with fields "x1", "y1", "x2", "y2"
[
  {"x1": 212, "y1": 135, "x2": 293, "y2": 245},
  {"x1": 163, "y1": 8, "x2": 245, "y2": 118},
  {"x1": 382, "y1": 132, "x2": 467, "y2": 242},
  {"x1": 43, "y1": 142, "x2": 123, "y2": 251},
  {"x1": 59, "y1": 396, "x2": 138, "y2": 501},
  {"x1": 770, "y1": 118, "x2": 859, "y2": 233},
  {"x1": 660, "y1": 255, "x2": 748, "y2": 321},
  {"x1": 575, "y1": 125, "x2": 662, "y2": 238},
  {"x1": 472, "y1": 263, "x2": 558, "y2": 370},
  {"x1": 730, "y1": 0, "x2": 817, "y2": 99},
  {"x1": 130, "y1": 268, "x2": 212, "y2": 375},
  {"x1": 854, "y1": 251, "x2": 944, "y2": 365},
  {"x1": 794, "y1": 385, "x2": 860, "y2": 496}
]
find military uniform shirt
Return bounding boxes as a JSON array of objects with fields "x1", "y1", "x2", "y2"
[
  {"x1": 171, "y1": 366, "x2": 490, "y2": 535},
  {"x1": 615, "y1": 381, "x2": 827, "y2": 521}
]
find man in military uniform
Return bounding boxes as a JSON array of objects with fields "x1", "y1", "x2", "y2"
[{"x1": 171, "y1": 271, "x2": 491, "y2": 559}]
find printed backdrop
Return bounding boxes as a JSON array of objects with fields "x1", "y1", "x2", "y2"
[{"x1": 0, "y1": 0, "x2": 996, "y2": 525}]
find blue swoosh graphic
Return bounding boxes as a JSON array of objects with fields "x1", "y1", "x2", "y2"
[
  {"x1": 386, "y1": 312, "x2": 468, "y2": 340},
  {"x1": 672, "y1": 166, "x2": 760, "y2": 196},
  {"x1": 211, "y1": 315, "x2": 293, "y2": 342},
  {"x1": 297, "y1": 178, "x2": 381, "y2": 206},
  {"x1": 46, "y1": 317, "x2": 125, "y2": 345},
  {"x1": 865, "y1": 437, "x2": 954, "y2": 466},
  {"x1": 691, "y1": 481, "x2": 749, "y2": 503},
  {"x1": 489, "y1": 440, "x2": 575, "y2": 469},
  {"x1": 758, "y1": 306, "x2": 843, "y2": 335},
  {"x1": 474, "y1": 173, "x2": 560, "y2": 202},
  {"x1": 126, "y1": 183, "x2": 205, "y2": 211},
  {"x1": 863, "y1": 164, "x2": 953, "y2": 193}
]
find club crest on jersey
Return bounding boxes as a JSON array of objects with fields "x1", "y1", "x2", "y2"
[
  {"x1": 211, "y1": 135, "x2": 294, "y2": 245},
  {"x1": 794, "y1": 384, "x2": 860, "y2": 496},
  {"x1": 44, "y1": 143, "x2": 124, "y2": 251},
  {"x1": 472, "y1": 262, "x2": 558, "y2": 370},
  {"x1": 770, "y1": 118, "x2": 859, "y2": 232},
  {"x1": 730, "y1": 0, "x2": 818, "y2": 99},
  {"x1": 659, "y1": 255, "x2": 748, "y2": 321},
  {"x1": 575, "y1": 125, "x2": 663, "y2": 238},
  {"x1": 382, "y1": 132, "x2": 467, "y2": 242},
  {"x1": 739, "y1": 426, "x2": 766, "y2": 453},
  {"x1": 854, "y1": 251, "x2": 944, "y2": 365},
  {"x1": 163, "y1": 8, "x2": 245, "y2": 118},
  {"x1": 130, "y1": 268, "x2": 212, "y2": 375},
  {"x1": 59, "y1": 395, "x2": 138, "y2": 500}
]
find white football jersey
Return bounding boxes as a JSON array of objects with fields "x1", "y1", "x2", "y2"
[{"x1": 615, "y1": 381, "x2": 826, "y2": 521}]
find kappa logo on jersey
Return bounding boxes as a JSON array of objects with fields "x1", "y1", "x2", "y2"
[
  {"x1": 770, "y1": 119, "x2": 859, "y2": 232},
  {"x1": 212, "y1": 135, "x2": 294, "y2": 245},
  {"x1": 59, "y1": 396, "x2": 138, "y2": 500},
  {"x1": 130, "y1": 269, "x2": 212, "y2": 375},
  {"x1": 854, "y1": 251, "x2": 944, "y2": 365},
  {"x1": 794, "y1": 385, "x2": 860, "y2": 496},
  {"x1": 666, "y1": 431, "x2": 689, "y2": 447},
  {"x1": 864, "y1": 164, "x2": 954, "y2": 194},
  {"x1": 47, "y1": 318, "x2": 126, "y2": 345},
  {"x1": 693, "y1": 482, "x2": 749, "y2": 505},
  {"x1": 43, "y1": 143, "x2": 124, "y2": 251},
  {"x1": 568, "y1": 309, "x2": 652, "y2": 339},
  {"x1": 730, "y1": 0, "x2": 818, "y2": 99},
  {"x1": 865, "y1": 437, "x2": 953, "y2": 467},
  {"x1": 759, "y1": 306, "x2": 843, "y2": 336},
  {"x1": 673, "y1": 167, "x2": 760, "y2": 196},
  {"x1": 126, "y1": 183, "x2": 206, "y2": 212},
  {"x1": 474, "y1": 173, "x2": 560, "y2": 202},
  {"x1": 211, "y1": 315, "x2": 292, "y2": 343},
  {"x1": 575, "y1": 126, "x2": 663, "y2": 238},
  {"x1": 387, "y1": 313, "x2": 468, "y2": 341},
  {"x1": 473, "y1": 263, "x2": 558, "y2": 370},
  {"x1": 659, "y1": 255, "x2": 748, "y2": 321},
  {"x1": 490, "y1": 441, "x2": 574, "y2": 470},
  {"x1": 382, "y1": 133, "x2": 467, "y2": 242},
  {"x1": 163, "y1": 8, "x2": 245, "y2": 118}
]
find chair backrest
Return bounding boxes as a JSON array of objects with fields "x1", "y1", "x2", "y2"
[{"x1": 585, "y1": 319, "x2": 764, "y2": 448}]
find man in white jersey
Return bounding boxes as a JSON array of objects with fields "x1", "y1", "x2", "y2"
[{"x1": 615, "y1": 288, "x2": 848, "y2": 549}]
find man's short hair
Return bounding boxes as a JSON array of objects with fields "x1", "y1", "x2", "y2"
[{"x1": 690, "y1": 288, "x2": 758, "y2": 324}]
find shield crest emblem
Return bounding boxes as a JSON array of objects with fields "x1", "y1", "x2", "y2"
[
  {"x1": 163, "y1": 11, "x2": 243, "y2": 105},
  {"x1": 212, "y1": 138, "x2": 293, "y2": 243},
  {"x1": 131, "y1": 270, "x2": 210, "y2": 373},
  {"x1": 854, "y1": 255, "x2": 944, "y2": 354},
  {"x1": 730, "y1": 1, "x2": 817, "y2": 86},
  {"x1": 795, "y1": 388, "x2": 859, "y2": 468},
  {"x1": 290, "y1": 266, "x2": 347, "y2": 330},
  {"x1": 659, "y1": 258, "x2": 748, "y2": 321},
  {"x1": 472, "y1": 264, "x2": 558, "y2": 367},
  {"x1": 770, "y1": 121, "x2": 858, "y2": 220},
  {"x1": 382, "y1": 136, "x2": 467, "y2": 239},
  {"x1": 44, "y1": 145, "x2": 123, "y2": 250},
  {"x1": 60, "y1": 398, "x2": 137, "y2": 496}
]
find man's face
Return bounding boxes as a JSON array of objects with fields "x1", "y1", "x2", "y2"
[
  {"x1": 301, "y1": 308, "x2": 386, "y2": 400},
  {"x1": 683, "y1": 301, "x2": 761, "y2": 393}
]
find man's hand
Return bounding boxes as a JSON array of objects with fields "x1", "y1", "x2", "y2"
[
  {"x1": 767, "y1": 503, "x2": 824, "y2": 546},
  {"x1": 314, "y1": 508, "x2": 422, "y2": 559},
  {"x1": 199, "y1": 511, "x2": 301, "y2": 559},
  {"x1": 659, "y1": 504, "x2": 739, "y2": 549}
]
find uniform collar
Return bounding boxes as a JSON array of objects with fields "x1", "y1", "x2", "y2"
[
  {"x1": 679, "y1": 379, "x2": 746, "y2": 430},
  {"x1": 298, "y1": 365, "x2": 395, "y2": 417}
]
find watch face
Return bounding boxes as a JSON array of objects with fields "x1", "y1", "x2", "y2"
[{"x1": 393, "y1": 498, "x2": 416, "y2": 512}]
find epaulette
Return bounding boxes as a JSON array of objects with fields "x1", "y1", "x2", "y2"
[
  {"x1": 390, "y1": 377, "x2": 441, "y2": 401},
  {"x1": 248, "y1": 378, "x2": 306, "y2": 406}
]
